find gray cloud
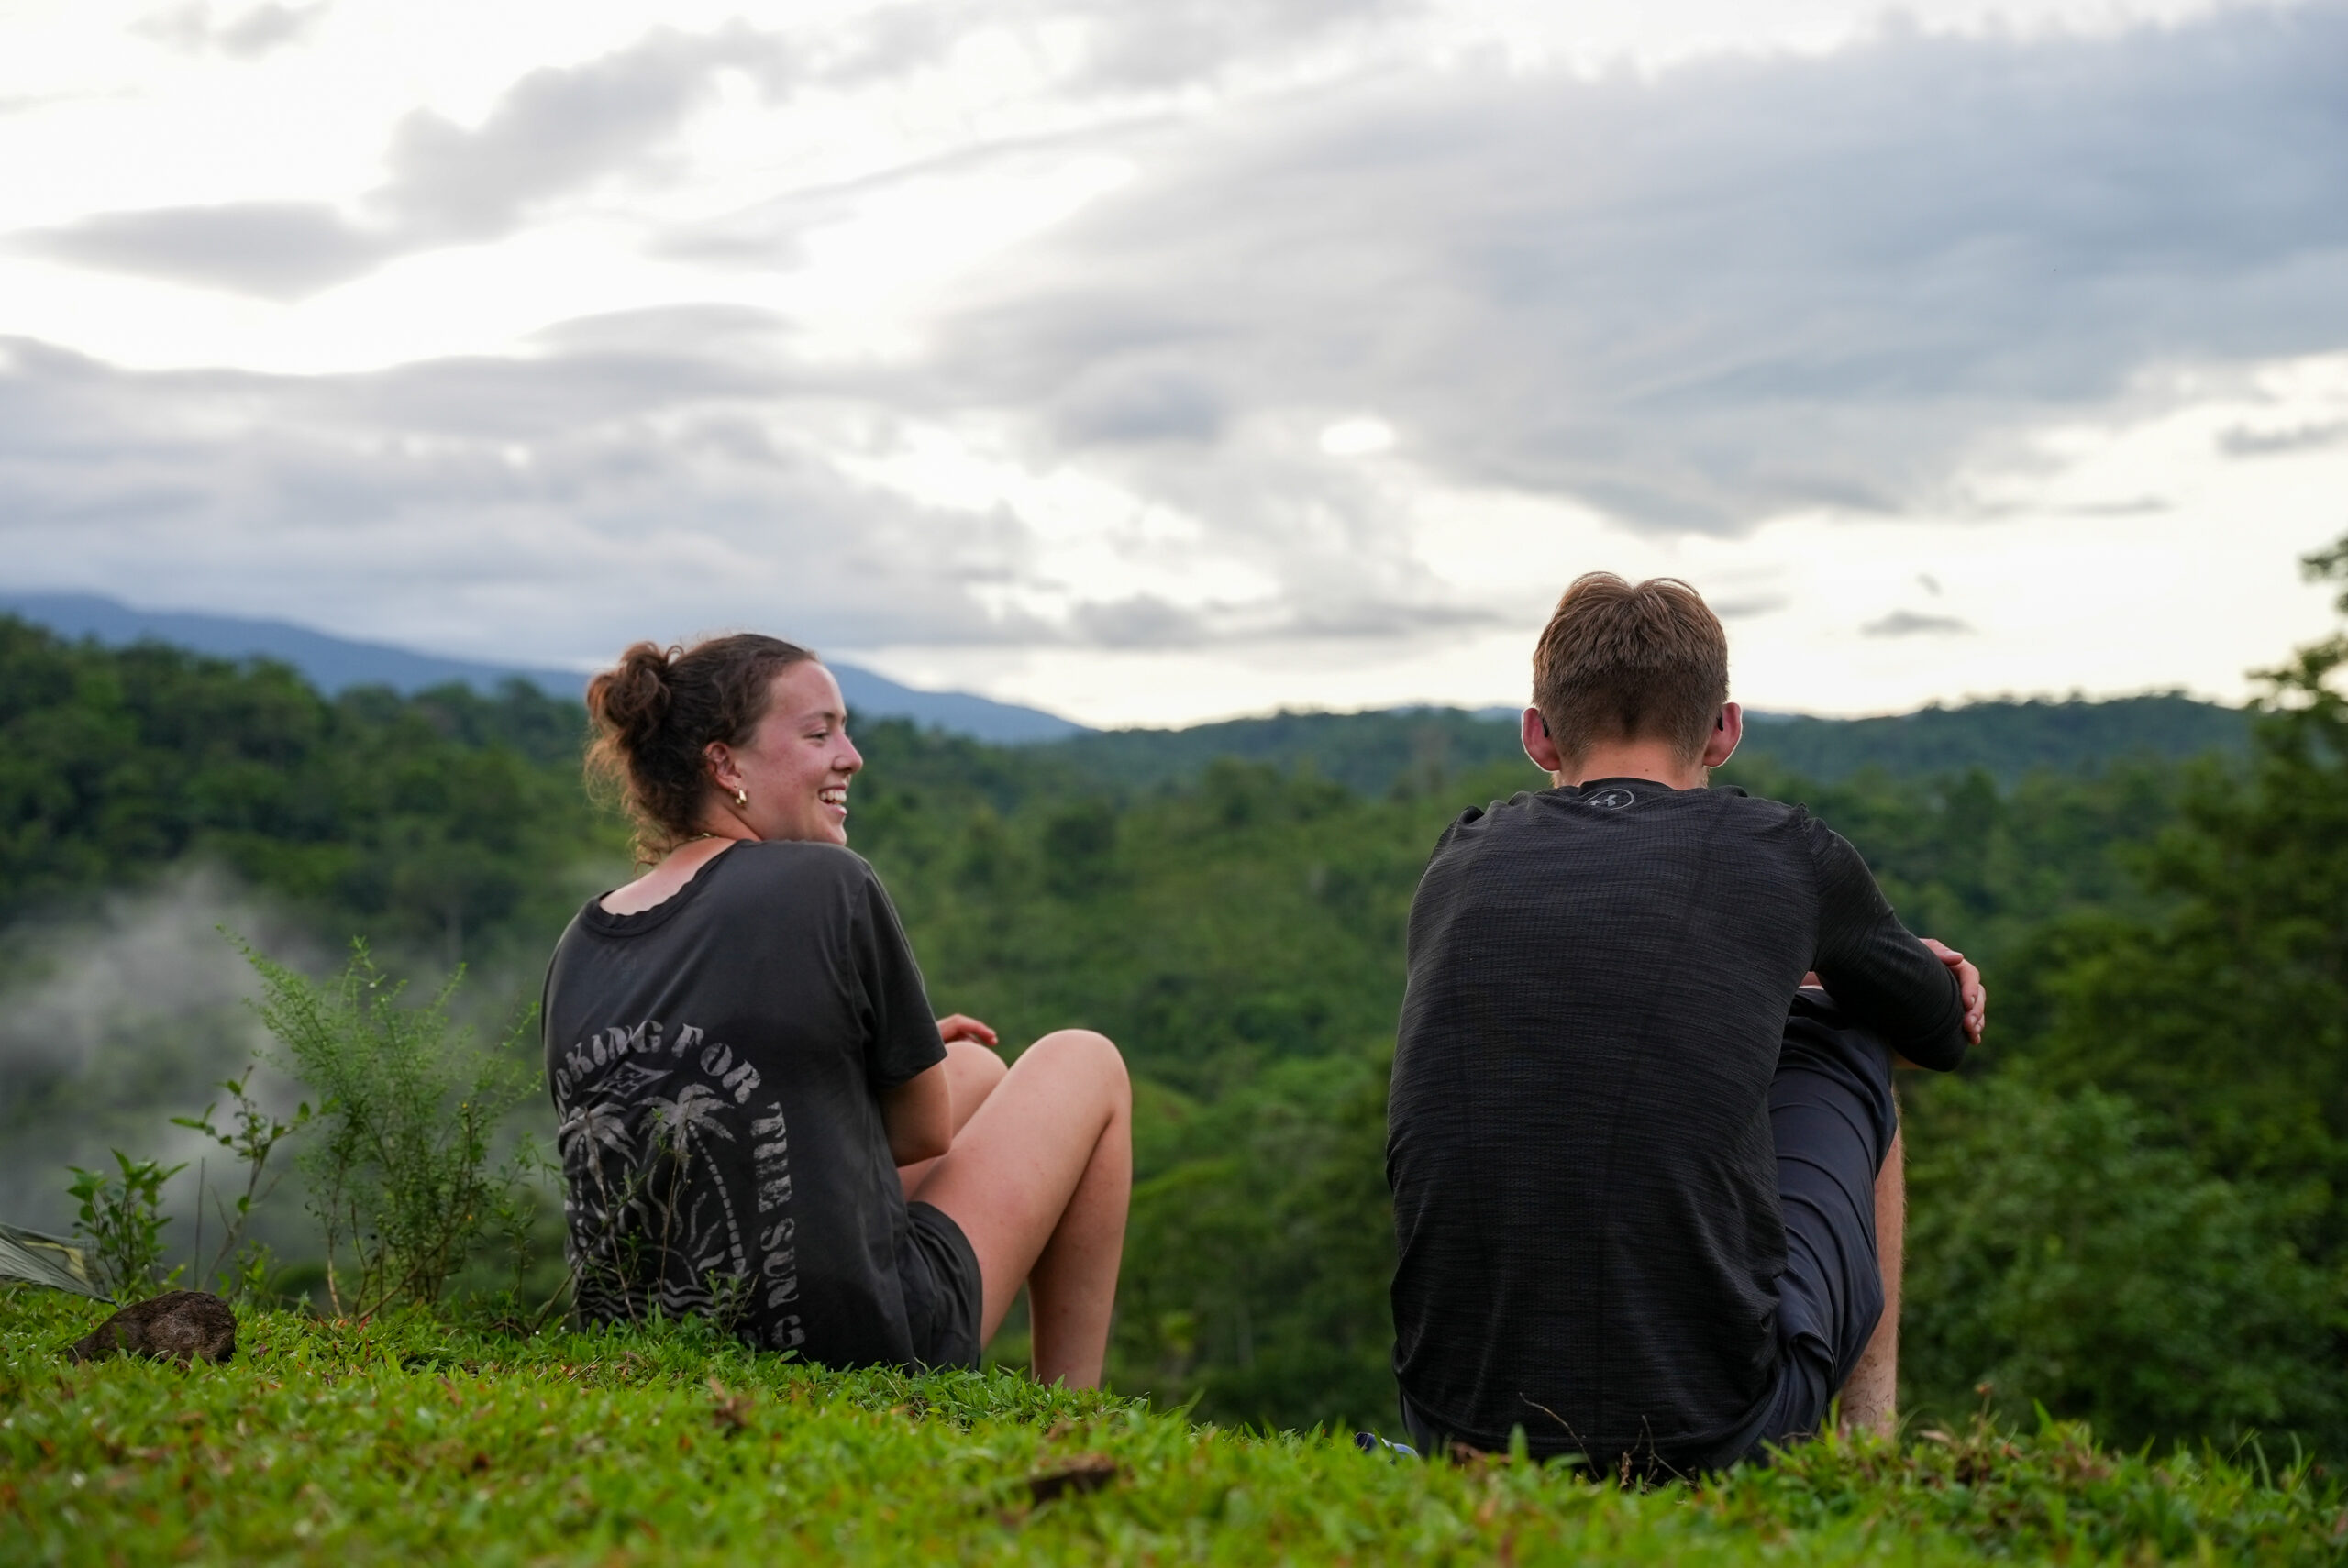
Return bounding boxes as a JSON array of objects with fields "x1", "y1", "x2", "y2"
[
  {"x1": 22, "y1": 201, "x2": 390, "y2": 298},
  {"x1": 15, "y1": 23, "x2": 792, "y2": 298},
  {"x1": 137, "y1": 2, "x2": 329, "y2": 60},
  {"x1": 0, "y1": 301, "x2": 1530, "y2": 665},
  {"x1": 782, "y1": 0, "x2": 1418, "y2": 92},
  {"x1": 1281, "y1": 598, "x2": 1503, "y2": 639},
  {"x1": 1071, "y1": 0, "x2": 1422, "y2": 89},
  {"x1": 912, "y1": 6, "x2": 2348, "y2": 534},
  {"x1": 1062, "y1": 591, "x2": 1500, "y2": 648},
  {"x1": 1054, "y1": 364, "x2": 1230, "y2": 446},
  {"x1": 0, "y1": 325, "x2": 1040, "y2": 664},
  {"x1": 2220, "y1": 419, "x2": 2348, "y2": 458},
  {"x1": 1068, "y1": 594, "x2": 1210, "y2": 647},
  {"x1": 1863, "y1": 610, "x2": 1975, "y2": 637},
  {"x1": 802, "y1": 1, "x2": 961, "y2": 84},
  {"x1": 373, "y1": 24, "x2": 792, "y2": 243}
]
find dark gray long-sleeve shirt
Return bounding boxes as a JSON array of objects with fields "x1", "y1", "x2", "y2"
[{"x1": 1386, "y1": 778, "x2": 1966, "y2": 1460}]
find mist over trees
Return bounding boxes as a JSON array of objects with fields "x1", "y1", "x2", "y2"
[{"x1": 1, "y1": 546, "x2": 2339, "y2": 1454}]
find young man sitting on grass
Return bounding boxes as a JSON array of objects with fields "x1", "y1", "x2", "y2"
[{"x1": 1386, "y1": 573, "x2": 1986, "y2": 1474}]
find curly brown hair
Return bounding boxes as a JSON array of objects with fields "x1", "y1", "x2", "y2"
[{"x1": 584, "y1": 634, "x2": 817, "y2": 861}]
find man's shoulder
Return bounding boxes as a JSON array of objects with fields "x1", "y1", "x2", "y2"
[
  {"x1": 1711, "y1": 785, "x2": 1812, "y2": 825},
  {"x1": 1428, "y1": 789, "x2": 1552, "y2": 854},
  {"x1": 1442, "y1": 788, "x2": 1542, "y2": 829}
]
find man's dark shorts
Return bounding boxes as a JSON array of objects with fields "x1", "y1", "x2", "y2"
[
  {"x1": 1400, "y1": 989, "x2": 1899, "y2": 1470},
  {"x1": 1712, "y1": 989, "x2": 1899, "y2": 1466},
  {"x1": 903, "y1": 1200, "x2": 984, "y2": 1371}
]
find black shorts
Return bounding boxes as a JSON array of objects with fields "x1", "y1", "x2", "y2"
[
  {"x1": 1708, "y1": 988, "x2": 1899, "y2": 1467},
  {"x1": 902, "y1": 1200, "x2": 984, "y2": 1371},
  {"x1": 1398, "y1": 989, "x2": 1899, "y2": 1470}
]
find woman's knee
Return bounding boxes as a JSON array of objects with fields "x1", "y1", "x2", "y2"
[
  {"x1": 1020, "y1": 1028, "x2": 1130, "y2": 1110},
  {"x1": 947, "y1": 1036, "x2": 1009, "y2": 1089}
]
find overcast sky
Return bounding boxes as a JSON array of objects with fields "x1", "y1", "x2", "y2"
[{"x1": 4, "y1": 0, "x2": 2344, "y2": 725}]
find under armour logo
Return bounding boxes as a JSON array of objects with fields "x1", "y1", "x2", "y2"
[{"x1": 1587, "y1": 787, "x2": 1637, "y2": 810}]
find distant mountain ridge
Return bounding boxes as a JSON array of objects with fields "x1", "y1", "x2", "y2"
[
  {"x1": 1724, "y1": 697, "x2": 2251, "y2": 785},
  {"x1": 1035, "y1": 693, "x2": 2253, "y2": 795},
  {"x1": 0, "y1": 591, "x2": 2252, "y2": 783},
  {"x1": 0, "y1": 592, "x2": 1087, "y2": 745}
]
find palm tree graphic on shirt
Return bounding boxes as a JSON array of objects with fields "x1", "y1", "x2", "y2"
[{"x1": 644, "y1": 1080, "x2": 751, "y2": 1304}]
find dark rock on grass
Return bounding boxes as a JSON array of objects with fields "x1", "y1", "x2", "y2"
[
  {"x1": 64, "y1": 1290, "x2": 237, "y2": 1365},
  {"x1": 1027, "y1": 1456, "x2": 1119, "y2": 1503}
]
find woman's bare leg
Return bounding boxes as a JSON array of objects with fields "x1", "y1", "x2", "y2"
[
  {"x1": 913, "y1": 1029, "x2": 1131, "y2": 1388},
  {"x1": 899, "y1": 1039, "x2": 1008, "y2": 1199},
  {"x1": 1841, "y1": 1127, "x2": 1905, "y2": 1437}
]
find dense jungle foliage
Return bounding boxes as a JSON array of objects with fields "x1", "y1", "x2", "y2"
[{"x1": 1, "y1": 537, "x2": 2339, "y2": 1463}]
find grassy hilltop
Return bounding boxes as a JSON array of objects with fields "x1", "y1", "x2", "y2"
[{"x1": 5, "y1": 1286, "x2": 2340, "y2": 1567}]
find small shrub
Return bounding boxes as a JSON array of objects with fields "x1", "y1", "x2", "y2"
[
  {"x1": 67, "y1": 1151, "x2": 184, "y2": 1302},
  {"x1": 239, "y1": 938, "x2": 533, "y2": 1316}
]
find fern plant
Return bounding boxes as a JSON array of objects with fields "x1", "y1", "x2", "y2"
[{"x1": 238, "y1": 938, "x2": 533, "y2": 1317}]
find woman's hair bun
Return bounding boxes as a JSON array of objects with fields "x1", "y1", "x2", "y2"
[{"x1": 587, "y1": 640, "x2": 676, "y2": 742}]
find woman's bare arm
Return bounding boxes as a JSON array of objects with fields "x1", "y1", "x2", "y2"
[{"x1": 880, "y1": 1059, "x2": 954, "y2": 1165}]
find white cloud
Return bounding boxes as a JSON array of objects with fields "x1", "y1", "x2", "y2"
[{"x1": 1320, "y1": 416, "x2": 1396, "y2": 457}]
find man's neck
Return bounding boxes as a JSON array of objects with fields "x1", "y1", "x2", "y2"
[{"x1": 1555, "y1": 741, "x2": 1707, "y2": 791}]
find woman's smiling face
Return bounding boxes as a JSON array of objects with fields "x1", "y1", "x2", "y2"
[{"x1": 713, "y1": 660, "x2": 862, "y2": 845}]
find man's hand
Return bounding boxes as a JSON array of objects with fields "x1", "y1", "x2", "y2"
[
  {"x1": 1919, "y1": 938, "x2": 1987, "y2": 1045},
  {"x1": 936, "y1": 1014, "x2": 1001, "y2": 1049}
]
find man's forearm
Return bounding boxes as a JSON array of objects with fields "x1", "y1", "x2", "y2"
[{"x1": 1815, "y1": 924, "x2": 1968, "y2": 1070}]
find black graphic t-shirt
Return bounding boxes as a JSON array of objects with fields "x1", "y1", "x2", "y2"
[{"x1": 541, "y1": 841, "x2": 947, "y2": 1365}]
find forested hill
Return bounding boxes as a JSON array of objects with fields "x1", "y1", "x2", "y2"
[
  {"x1": 1039, "y1": 692, "x2": 2250, "y2": 796},
  {"x1": 0, "y1": 608, "x2": 2252, "y2": 974},
  {"x1": 0, "y1": 615, "x2": 613, "y2": 968},
  {"x1": 1735, "y1": 693, "x2": 2250, "y2": 783}
]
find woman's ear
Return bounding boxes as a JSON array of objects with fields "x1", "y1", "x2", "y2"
[{"x1": 703, "y1": 741, "x2": 744, "y2": 794}]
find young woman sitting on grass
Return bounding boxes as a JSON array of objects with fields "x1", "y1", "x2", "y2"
[{"x1": 543, "y1": 634, "x2": 1131, "y2": 1386}]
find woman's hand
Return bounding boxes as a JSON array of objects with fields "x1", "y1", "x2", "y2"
[{"x1": 936, "y1": 1014, "x2": 1000, "y2": 1049}]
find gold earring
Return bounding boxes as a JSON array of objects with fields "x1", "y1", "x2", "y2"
[{"x1": 733, "y1": 786, "x2": 748, "y2": 808}]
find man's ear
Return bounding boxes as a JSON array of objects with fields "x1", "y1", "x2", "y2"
[
  {"x1": 1700, "y1": 701, "x2": 1743, "y2": 770},
  {"x1": 1523, "y1": 706, "x2": 1567, "y2": 776}
]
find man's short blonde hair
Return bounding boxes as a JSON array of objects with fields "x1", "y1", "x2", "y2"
[{"x1": 1531, "y1": 574, "x2": 1729, "y2": 768}]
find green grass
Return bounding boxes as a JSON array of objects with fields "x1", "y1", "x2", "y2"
[{"x1": 3, "y1": 1287, "x2": 2341, "y2": 1564}]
